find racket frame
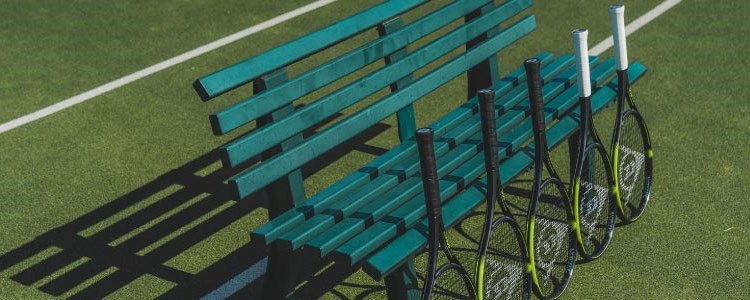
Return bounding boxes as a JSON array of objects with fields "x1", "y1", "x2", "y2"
[
  {"x1": 523, "y1": 58, "x2": 576, "y2": 299},
  {"x1": 609, "y1": 4, "x2": 654, "y2": 222},
  {"x1": 570, "y1": 29, "x2": 617, "y2": 259},
  {"x1": 417, "y1": 128, "x2": 477, "y2": 300}
]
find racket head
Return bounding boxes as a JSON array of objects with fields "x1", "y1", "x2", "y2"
[
  {"x1": 482, "y1": 216, "x2": 530, "y2": 300},
  {"x1": 430, "y1": 263, "x2": 477, "y2": 300},
  {"x1": 527, "y1": 177, "x2": 575, "y2": 299},
  {"x1": 573, "y1": 143, "x2": 617, "y2": 259},
  {"x1": 614, "y1": 109, "x2": 653, "y2": 222}
]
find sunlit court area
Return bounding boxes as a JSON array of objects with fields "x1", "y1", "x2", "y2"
[{"x1": 1, "y1": 0, "x2": 748, "y2": 299}]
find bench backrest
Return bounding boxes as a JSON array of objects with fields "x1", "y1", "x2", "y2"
[{"x1": 193, "y1": 0, "x2": 537, "y2": 211}]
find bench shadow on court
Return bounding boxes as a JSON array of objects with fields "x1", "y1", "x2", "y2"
[{"x1": 0, "y1": 112, "x2": 391, "y2": 299}]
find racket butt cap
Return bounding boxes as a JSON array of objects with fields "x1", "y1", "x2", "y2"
[{"x1": 609, "y1": 4, "x2": 625, "y2": 14}]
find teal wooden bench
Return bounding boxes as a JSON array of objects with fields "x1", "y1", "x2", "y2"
[
  {"x1": 364, "y1": 62, "x2": 646, "y2": 281},
  {"x1": 193, "y1": 0, "x2": 647, "y2": 298}
]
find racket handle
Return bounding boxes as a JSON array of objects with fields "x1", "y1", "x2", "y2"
[
  {"x1": 609, "y1": 4, "x2": 628, "y2": 71},
  {"x1": 524, "y1": 58, "x2": 546, "y2": 147},
  {"x1": 478, "y1": 89, "x2": 499, "y2": 173},
  {"x1": 416, "y1": 128, "x2": 442, "y2": 221},
  {"x1": 572, "y1": 29, "x2": 591, "y2": 98}
]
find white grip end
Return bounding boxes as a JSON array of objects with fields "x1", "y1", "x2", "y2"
[
  {"x1": 572, "y1": 29, "x2": 591, "y2": 97},
  {"x1": 609, "y1": 4, "x2": 628, "y2": 70}
]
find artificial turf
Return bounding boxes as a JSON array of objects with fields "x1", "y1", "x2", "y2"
[{"x1": 1, "y1": 0, "x2": 748, "y2": 299}]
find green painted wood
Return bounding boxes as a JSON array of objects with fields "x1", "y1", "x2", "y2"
[
  {"x1": 378, "y1": 18, "x2": 418, "y2": 143},
  {"x1": 252, "y1": 70, "x2": 307, "y2": 300},
  {"x1": 231, "y1": 16, "x2": 537, "y2": 199},
  {"x1": 249, "y1": 55, "x2": 540, "y2": 245},
  {"x1": 364, "y1": 177, "x2": 487, "y2": 281},
  {"x1": 336, "y1": 154, "x2": 489, "y2": 266},
  {"x1": 278, "y1": 140, "x2": 481, "y2": 252},
  {"x1": 303, "y1": 56, "x2": 590, "y2": 255},
  {"x1": 222, "y1": 5, "x2": 536, "y2": 169},
  {"x1": 363, "y1": 62, "x2": 646, "y2": 280},
  {"x1": 465, "y1": 3, "x2": 502, "y2": 98},
  {"x1": 499, "y1": 57, "x2": 615, "y2": 153},
  {"x1": 251, "y1": 54, "x2": 554, "y2": 245},
  {"x1": 210, "y1": 0, "x2": 502, "y2": 135},
  {"x1": 253, "y1": 54, "x2": 564, "y2": 248},
  {"x1": 333, "y1": 58, "x2": 615, "y2": 265},
  {"x1": 252, "y1": 70, "x2": 307, "y2": 207},
  {"x1": 306, "y1": 218, "x2": 367, "y2": 258},
  {"x1": 193, "y1": 0, "x2": 427, "y2": 100},
  {"x1": 384, "y1": 257, "x2": 421, "y2": 300}
]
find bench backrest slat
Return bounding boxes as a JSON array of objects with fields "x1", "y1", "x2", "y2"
[
  {"x1": 377, "y1": 18, "x2": 418, "y2": 142},
  {"x1": 251, "y1": 54, "x2": 557, "y2": 245},
  {"x1": 231, "y1": 15, "x2": 537, "y2": 199},
  {"x1": 194, "y1": 0, "x2": 427, "y2": 100},
  {"x1": 210, "y1": 0, "x2": 497, "y2": 135},
  {"x1": 221, "y1": 0, "x2": 535, "y2": 168},
  {"x1": 253, "y1": 70, "x2": 309, "y2": 211}
]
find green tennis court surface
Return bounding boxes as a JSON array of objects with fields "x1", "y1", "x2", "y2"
[{"x1": 1, "y1": 0, "x2": 748, "y2": 298}]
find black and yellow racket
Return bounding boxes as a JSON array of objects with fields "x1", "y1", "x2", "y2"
[
  {"x1": 474, "y1": 89, "x2": 530, "y2": 300},
  {"x1": 609, "y1": 4, "x2": 654, "y2": 222},
  {"x1": 569, "y1": 29, "x2": 617, "y2": 259},
  {"x1": 417, "y1": 128, "x2": 477, "y2": 300},
  {"x1": 523, "y1": 58, "x2": 576, "y2": 299}
]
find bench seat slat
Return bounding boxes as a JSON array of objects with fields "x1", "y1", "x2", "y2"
[
  {"x1": 231, "y1": 15, "x2": 538, "y2": 200},
  {"x1": 332, "y1": 58, "x2": 618, "y2": 265},
  {"x1": 281, "y1": 56, "x2": 590, "y2": 252},
  {"x1": 281, "y1": 140, "x2": 480, "y2": 251},
  {"x1": 499, "y1": 58, "x2": 616, "y2": 154},
  {"x1": 363, "y1": 62, "x2": 647, "y2": 280},
  {"x1": 249, "y1": 54, "x2": 554, "y2": 246},
  {"x1": 222, "y1": 2, "x2": 536, "y2": 169},
  {"x1": 252, "y1": 54, "x2": 557, "y2": 246},
  {"x1": 194, "y1": 0, "x2": 427, "y2": 100},
  {"x1": 210, "y1": 0, "x2": 508, "y2": 135}
]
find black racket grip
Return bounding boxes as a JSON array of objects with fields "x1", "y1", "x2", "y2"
[
  {"x1": 416, "y1": 128, "x2": 442, "y2": 221},
  {"x1": 524, "y1": 58, "x2": 547, "y2": 147},
  {"x1": 478, "y1": 89, "x2": 499, "y2": 173}
]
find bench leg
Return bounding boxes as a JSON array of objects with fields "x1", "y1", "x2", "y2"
[
  {"x1": 384, "y1": 256, "x2": 420, "y2": 300},
  {"x1": 465, "y1": 3, "x2": 500, "y2": 98},
  {"x1": 262, "y1": 246, "x2": 299, "y2": 299},
  {"x1": 255, "y1": 70, "x2": 308, "y2": 299}
]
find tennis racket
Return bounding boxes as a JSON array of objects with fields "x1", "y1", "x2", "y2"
[
  {"x1": 474, "y1": 89, "x2": 530, "y2": 300},
  {"x1": 569, "y1": 29, "x2": 617, "y2": 259},
  {"x1": 417, "y1": 128, "x2": 477, "y2": 300},
  {"x1": 523, "y1": 58, "x2": 576, "y2": 299},
  {"x1": 609, "y1": 4, "x2": 654, "y2": 222}
]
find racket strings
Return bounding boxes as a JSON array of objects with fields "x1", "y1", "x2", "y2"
[
  {"x1": 533, "y1": 182, "x2": 570, "y2": 296},
  {"x1": 432, "y1": 264, "x2": 475, "y2": 300},
  {"x1": 619, "y1": 114, "x2": 647, "y2": 218},
  {"x1": 579, "y1": 148, "x2": 611, "y2": 251},
  {"x1": 485, "y1": 222, "x2": 526, "y2": 299}
]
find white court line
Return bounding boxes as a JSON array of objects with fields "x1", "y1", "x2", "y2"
[
  {"x1": 590, "y1": 0, "x2": 682, "y2": 55},
  {"x1": 196, "y1": 0, "x2": 684, "y2": 296},
  {"x1": 0, "y1": 0, "x2": 338, "y2": 135},
  {"x1": 200, "y1": 257, "x2": 268, "y2": 300}
]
